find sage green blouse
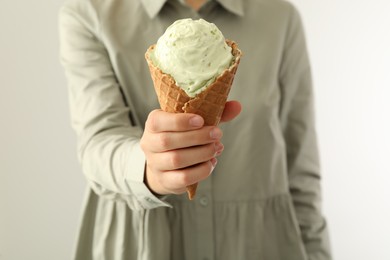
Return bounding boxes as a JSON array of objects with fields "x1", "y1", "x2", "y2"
[{"x1": 59, "y1": 0, "x2": 332, "y2": 259}]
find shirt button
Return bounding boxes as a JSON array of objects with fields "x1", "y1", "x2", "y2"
[
  {"x1": 199, "y1": 196, "x2": 209, "y2": 207},
  {"x1": 145, "y1": 197, "x2": 156, "y2": 204}
]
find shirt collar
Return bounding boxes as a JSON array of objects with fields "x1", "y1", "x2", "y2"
[
  {"x1": 140, "y1": 0, "x2": 167, "y2": 18},
  {"x1": 140, "y1": 0, "x2": 244, "y2": 18},
  {"x1": 216, "y1": 0, "x2": 244, "y2": 16}
]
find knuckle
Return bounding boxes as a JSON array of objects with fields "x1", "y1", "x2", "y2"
[
  {"x1": 140, "y1": 135, "x2": 150, "y2": 152},
  {"x1": 168, "y1": 152, "x2": 182, "y2": 169},
  {"x1": 157, "y1": 134, "x2": 170, "y2": 150},
  {"x1": 146, "y1": 110, "x2": 160, "y2": 132},
  {"x1": 174, "y1": 113, "x2": 191, "y2": 129},
  {"x1": 140, "y1": 138, "x2": 146, "y2": 151},
  {"x1": 170, "y1": 116, "x2": 182, "y2": 130}
]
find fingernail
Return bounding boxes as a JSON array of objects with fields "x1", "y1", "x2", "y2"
[
  {"x1": 210, "y1": 128, "x2": 222, "y2": 139},
  {"x1": 211, "y1": 158, "x2": 218, "y2": 168},
  {"x1": 214, "y1": 142, "x2": 224, "y2": 154},
  {"x1": 189, "y1": 116, "x2": 204, "y2": 127}
]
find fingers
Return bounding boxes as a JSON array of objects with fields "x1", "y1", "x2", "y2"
[
  {"x1": 146, "y1": 101, "x2": 242, "y2": 133},
  {"x1": 148, "y1": 158, "x2": 218, "y2": 195},
  {"x1": 149, "y1": 142, "x2": 224, "y2": 171},
  {"x1": 143, "y1": 109, "x2": 223, "y2": 152},
  {"x1": 147, "y1": 126, "x2": 223, "y2": 152},
  {"x1": 220, "y1": 100, "x2": 242, "y2": 123},
  {"x1": 145, "y1": 109, "x2": 204, "y2": 133}
]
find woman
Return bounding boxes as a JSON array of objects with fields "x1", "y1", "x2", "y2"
[{"x1": 59, "y1": 0, "x2": 332, "y2": 259}]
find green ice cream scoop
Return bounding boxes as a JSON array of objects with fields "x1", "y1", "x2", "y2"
[{"x1": 150, "y1": 18, "x2": 234, "y2": 97}]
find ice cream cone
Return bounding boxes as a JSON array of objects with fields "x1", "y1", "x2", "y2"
[{"x1": 145, "y1": 40, "x2": 242, "y2": 200}]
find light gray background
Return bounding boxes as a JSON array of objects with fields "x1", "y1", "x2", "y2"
[{"x1": 1, "y1": 0, "x2": 389, "y2": 259}]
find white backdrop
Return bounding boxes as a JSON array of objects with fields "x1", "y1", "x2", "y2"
[
  {"x1": 290, "y1": 1, "x2": 390, "y2": 259},
  {"x1": 1, "y1": 1, "x2": 389, "y2": 260}
]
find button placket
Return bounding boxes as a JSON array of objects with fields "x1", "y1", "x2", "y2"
[
  {"x1": 195, "y1": 190, "x2": 214, "y2": 260},
  {"x1": 194, "y1": 171, "x2": 215, "y2": 260}
]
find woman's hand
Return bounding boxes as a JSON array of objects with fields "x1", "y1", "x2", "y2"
[{"x1": 140, "y1": 101, "x2": 241, "y2": 196}]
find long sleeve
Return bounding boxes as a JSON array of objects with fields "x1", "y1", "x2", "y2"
[
  {"x1": 59, "y1": 2, "x2": 169, "y2": 210},
  {"x1": 278, "y1": 4, "x2": 332, "y2": 260}
]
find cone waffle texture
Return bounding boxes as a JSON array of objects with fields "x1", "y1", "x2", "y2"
[{"x1": 145, "y1": 40, "x2": 242, "y2": 200}]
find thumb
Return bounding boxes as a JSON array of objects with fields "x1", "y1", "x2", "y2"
[{"x1": 220, "y1": 100, "x2": 242, "y2": 123}]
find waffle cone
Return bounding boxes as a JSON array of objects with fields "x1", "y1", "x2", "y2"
[{"x1": 145, "y1": 40, "x2": 242, "y2": 200}]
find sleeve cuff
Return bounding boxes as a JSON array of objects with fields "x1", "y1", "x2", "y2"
[{"x1": 124, "y1": 140, "x2": 172, "y2": 209}]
